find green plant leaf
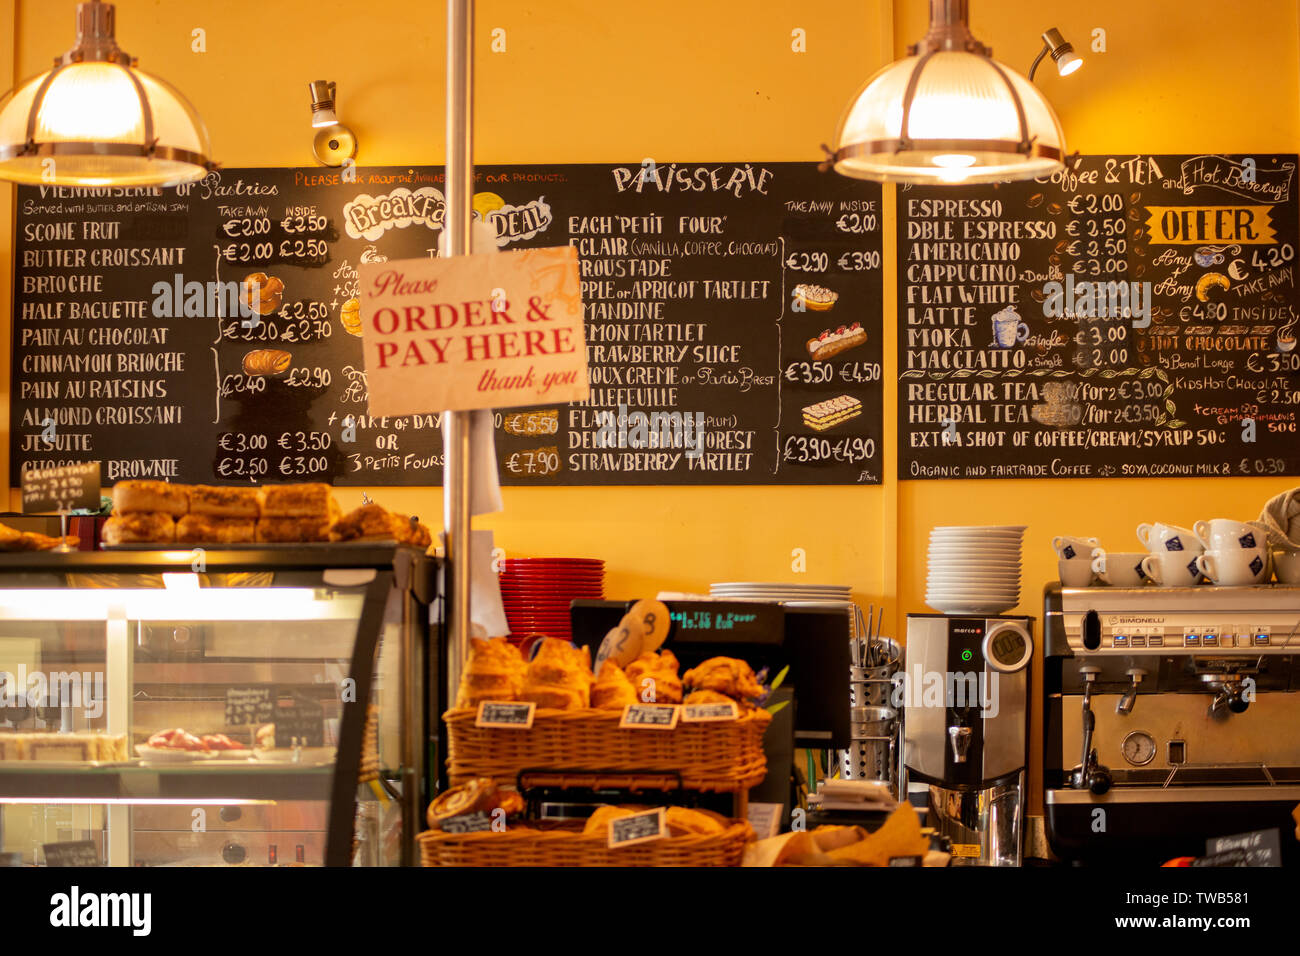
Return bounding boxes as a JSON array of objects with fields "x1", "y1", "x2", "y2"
[
  {"x1": 769, "y1": 665, "x2": 790, "y2": 691},
  {"x1": 765, "y1": 699, "x2": 790, "y2": 716}
]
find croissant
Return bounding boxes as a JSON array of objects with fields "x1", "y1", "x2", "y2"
[
  {"x1": 682, "y1": 656, "x2": 764, "y2": 702},
  {"x1": 455, "y1": 637, "x2": 526, "y2": 709},
  {"x1": 665, "y1": 806, "x2": 729, "y2": 836},
  {"x1": 591, "y1": 659, "x2": 637, "y2": 710},
  {"x1": 521, "y1": 638, "x2": 592, "y2": 710},
  {"x1": 684, "y1": 689, "x2": 742, "y2": 708},
  {"x1": 241, "y1": 348, "x2": 292, "y2": 377},
  {"x1": 625, "y1": 649, "x2": 682, "y2": 705},
  {"x1": 582, "y1": 805, "x2": 637, "y2": 836}
]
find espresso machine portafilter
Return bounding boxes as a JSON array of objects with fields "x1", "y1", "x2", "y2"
[{"x1": 903, "y1": 614, "x2": 1033, "y2": 866}]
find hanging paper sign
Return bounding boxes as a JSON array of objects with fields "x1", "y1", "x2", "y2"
[{"x1": 359, "y1": 246, "x2": 588, "y2": 415}]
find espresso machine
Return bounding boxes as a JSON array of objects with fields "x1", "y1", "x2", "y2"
[
  {"x1": 1044, "y1": 584, "x2": 1300, "y2": 864},
  {"x1": 903, "y1": 614, "x2": 1034, "y2": 865}
]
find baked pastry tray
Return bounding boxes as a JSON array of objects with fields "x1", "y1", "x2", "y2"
[{"x1": 100, "y1": 539, "x2": 401, "y2": 550}]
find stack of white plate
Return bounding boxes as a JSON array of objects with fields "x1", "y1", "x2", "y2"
[
  {"x1": 926, "y1": 526, "x2": 1026, "y2": 615},
  {"x1": 710, "y1": 582, "x2": 852, "y2": 605}
]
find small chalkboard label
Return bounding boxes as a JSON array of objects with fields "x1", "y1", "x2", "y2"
[
  {"x1": 475, "y1": 701, "x2": 536, "y2": 729},
  {"x1": 21, "y1": 462, "x2": 101, "y2": 514},
  {"x1": 42, "y1": 840, "x2": 99, "y2": 867},
  {"x1": 1206, "y1": 828, "x2": 1281, "y2": 867},
  {"x1": 273, "y1": 695, "x2": 325, "y2": 748},
  {"x1": 681, "y1": 700, "x2": 740, "y2": 722},
  {"x1": 440, "y1": 811, "x2": 493, "y2": 834},
  {"x1": 608, "y1": 808, "x2": 666, "y2": 848},
  {"x1": 225, "y1": 687, "x2": 275, "y2": 726},
  {"x1": 619, "y1": 703, "x2": 680, "y2": 730}
]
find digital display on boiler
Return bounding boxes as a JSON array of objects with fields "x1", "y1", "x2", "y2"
[
  {"x1": 982, "y1": 622, "x2": 1032, "y2": 673},
  {"x1": 991, "y1": 630, "x2": 1026, "y2": 665}
]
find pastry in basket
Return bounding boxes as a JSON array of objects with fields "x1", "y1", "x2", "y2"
[
  {"x1": 455, "y1": 637, "x2": 527, "y2": 708},
  {"x1": 188, "y1": 485, "x2": 260, "y2": 519},
  {"x1": 426, "y1": 777, "x2": 523, "y2": 830},
  {"x1": 521, "y1": 638, "x2": 592, "y2": 710},
  {"x1": 255, "y1": 516, "x2": 333, "y2": 543},
  {"x1": 176, "y1": 514, "x2": 255, "y2": 544},
  {"x1": 582, "y1": 805, "x2": 638, "y2": 836},
  {"x1": 112, "y1": 480, "x2": 189, "y2": 517},
  {"x1": 666, "y1": 807, "x2": 731, "y2": 837},
  {"x1": 102, "y1": 512, "x2": 175, "y2": 545},
  {"x1": 591, "y1": 659, "x2": 637, "y2": 710},
  {"x1": 624, "y1": 649, "x2": 683, "y2": 705},
  {"x1": 684, "y1": 688, "x2": 749, "y2": 711},
  {"x1": 683, "y1": 656, "x2": 764, "y2": 703}
]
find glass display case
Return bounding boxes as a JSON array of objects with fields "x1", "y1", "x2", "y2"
[{"x1": 0, "y1": 545, "x2": 438, "y2": 867}]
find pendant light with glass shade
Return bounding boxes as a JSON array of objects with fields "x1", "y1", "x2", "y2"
[
  {"x1": 825, "y1": 0, "x2": 1065, "y2": 185},
  {"x1": 0, "y1": 0, "x2": 215, "y2": 187}
]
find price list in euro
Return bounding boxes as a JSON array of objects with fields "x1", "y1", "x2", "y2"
[
  {"x1": 897, "y1": 154, "x2": 1300, "y2": 480},
  {"x1": 496, "y1": 162, "x2": 884, "y2": 485},
  {"x1": 11, "y1": 164, "x2": 883, "y2": 487}
]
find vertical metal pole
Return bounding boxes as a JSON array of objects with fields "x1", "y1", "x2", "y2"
[{"x1": 443, "y1": 0, "x2": 474, "y2": 719}]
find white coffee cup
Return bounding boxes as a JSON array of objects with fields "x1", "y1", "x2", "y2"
[
  {"x1": 1091, "y1": 549, "x2": 1147, "y2": 587},
  {"x1": 1194, "y1": 519, "x2": 1264, "y2": 552},
  {"x1": 1140, "y1": 551, "x2": 1203, "y2": 587},
  {"x1": 1052, "y1": 535, "x2": 1100, "y2": 561},
  {"x1": 1136, "y1": 522, "x2": 1202, "y2": 555},
  {"x1": 1273, "y1": 550, "x2": 1300, "y2": 584},
  {"x1": 1058, "y1": 558, "x2": 1093, "y2": 587},
  {"x1": 1195, "y1": 548, "x2": 1269, "y2": 586}
]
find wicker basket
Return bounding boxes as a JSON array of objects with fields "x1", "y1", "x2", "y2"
[
  {"x1": 419, "y1": 820, "x2": 751, "y2": 866},
  {"x1": 443, "y1": 707, "x2": 771, "y2": 792}
]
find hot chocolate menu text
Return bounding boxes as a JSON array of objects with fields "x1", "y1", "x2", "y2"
[{"x1": 898, "y1": 154, "x2": 1300, "y2": 480}]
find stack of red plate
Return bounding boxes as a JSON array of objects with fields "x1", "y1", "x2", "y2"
[{"x1": 500, "y1": 558, "x2": 605, "y2": 643}]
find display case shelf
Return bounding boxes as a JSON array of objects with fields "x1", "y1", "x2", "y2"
[{"x1": 0, "y1": 545, "x2": 438, "y2": 866}]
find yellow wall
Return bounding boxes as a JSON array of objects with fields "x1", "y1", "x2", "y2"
[{"x1": 5, "y1": 2, "x2": 1300, "y2": 794}]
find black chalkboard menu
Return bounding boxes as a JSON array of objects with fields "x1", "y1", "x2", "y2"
[
  {"x1": 11, "y1": 163, "x2": 884, "y2": 487},
  {"x1": 897, "y1": 154, "x2": 1300, "y2": 480}
]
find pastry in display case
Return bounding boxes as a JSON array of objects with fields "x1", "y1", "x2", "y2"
[{"x1": 0, "y1": 544, "x2": 437, "y2": 866}]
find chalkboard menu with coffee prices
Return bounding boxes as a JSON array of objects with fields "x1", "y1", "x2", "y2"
[
  {"x1": 897, "y1": 154, "x2": 1300, "y2": 480},
  {"x1": 11, "y1": 163, "x2": 884, "y2": 487}
]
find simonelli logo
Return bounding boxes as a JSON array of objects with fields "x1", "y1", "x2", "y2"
[
  {"x1": 50, "y1": 886, "x2": 151, "y2": 936},
  {"x1": 343, "y1": 187, "x2": 446, "y2": 241}
]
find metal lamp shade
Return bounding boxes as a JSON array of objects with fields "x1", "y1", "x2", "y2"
[
  {"x1": 0, "y1": 60, "x2": 213, "y2": 187},
  {"x1": 830, "y1": 49, "x2": 1066, "y2": 185}
]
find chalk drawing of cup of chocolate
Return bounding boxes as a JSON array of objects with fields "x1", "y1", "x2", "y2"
[
  {"x1": 1278, "y1": 324, "x2": 1297, "y2": 353},
  {"x1": 991, "y1": 306, "x2": 1029, "y2": 348}
]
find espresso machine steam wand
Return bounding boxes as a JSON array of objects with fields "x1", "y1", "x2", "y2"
[{"x1": 1071, "y1": 667, "x2": 1112, "y2": 795}]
